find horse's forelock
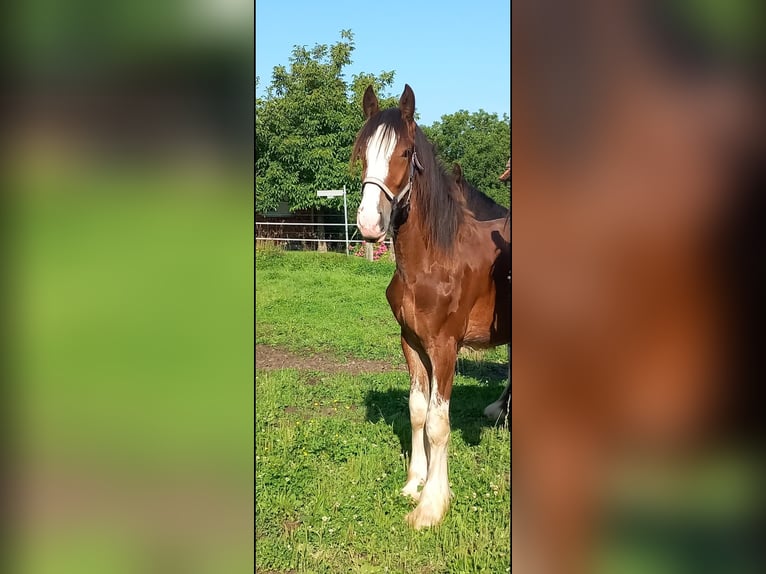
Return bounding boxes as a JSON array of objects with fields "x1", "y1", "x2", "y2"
[{"x1": 352, "y1": 109, "x2": 406, "y2": 165}]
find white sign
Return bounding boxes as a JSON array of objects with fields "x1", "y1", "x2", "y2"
[{"x1": 317, "y1": 189, "x2": 345, "y2": 198}]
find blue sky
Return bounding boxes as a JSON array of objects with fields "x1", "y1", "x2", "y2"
[{"x1": 255, "y1": 0, "x2": 510, "y2": 126}]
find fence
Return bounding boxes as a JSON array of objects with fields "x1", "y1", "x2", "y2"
[{"x1": 255, "y1": 220, "x2": 394, "y2": 261}]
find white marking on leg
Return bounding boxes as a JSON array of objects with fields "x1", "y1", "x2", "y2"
[
  {"x1": 407, "y1": 378, "x2": 452, "y2": 529},
  {"x1": 402, "y1": 381, "x2": 429, "y2": 500}
]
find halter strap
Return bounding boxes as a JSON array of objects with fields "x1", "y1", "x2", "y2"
[{"x1": 362, "y1": 147, "x2": 424, "y2": 207}]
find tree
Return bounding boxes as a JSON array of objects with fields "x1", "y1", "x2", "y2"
[
  {"x1": 255, "y1": 30, "x2": 397, "y2": 215},
  {"x1": 422, "y1": 110, "x2": 510, "y2": 208}
]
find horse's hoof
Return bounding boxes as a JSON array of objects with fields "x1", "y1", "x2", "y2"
[
  {"x1": 405, "y1": 505, "x2": 445, "y2": 530},
  {"x1": 484, "y1": 400, "x2": 509, "y2": 422},
  {"x1": 405, "y1": 493, "x2": 449, "y2": 530},
  {"x1": 400, "y1": 483, "x2": 421, "y2": 501}
]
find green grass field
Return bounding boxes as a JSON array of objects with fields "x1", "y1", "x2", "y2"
[{"x1": 255, "y1": 250, "x2": 511, "y2": 573}]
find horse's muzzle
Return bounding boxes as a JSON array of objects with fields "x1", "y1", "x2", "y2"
[{"x1": 357, "y1": 224, "x2": 386, "y2": 243}]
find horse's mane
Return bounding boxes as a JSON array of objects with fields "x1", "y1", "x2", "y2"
[{"x1": 352, "y1": 109, "x2": 508, "y2": 253}]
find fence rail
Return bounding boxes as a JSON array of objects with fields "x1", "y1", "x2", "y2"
[
  {"x1": 256, "y1": 222, "x2": 356, "y2": 227},
  {"x1": 255, "y1": 220, "x2": 392, "y2": 261},
  {"x1": 256, "y1": 237, "x2": 351, "y2": 243}
]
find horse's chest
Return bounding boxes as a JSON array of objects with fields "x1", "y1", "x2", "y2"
[{"x1": 387, "y1": 272, "x2": 463, "y2": 332}]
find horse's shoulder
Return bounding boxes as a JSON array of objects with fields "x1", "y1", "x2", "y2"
[{"x1": 386, "y1": 272, "x2": 405, "y2": 307}]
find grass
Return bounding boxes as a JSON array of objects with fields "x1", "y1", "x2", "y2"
[
  {"x1": 255, "y1": 250, "x2": 511, "y2": 573},
  {"x1": 256, "y1": 249, "x2": 401, "y2": 362},
  {"x1": 255, "y1": 249, "x2": 507, "y2": 365},
  {"x1": 12, "y1": 169, "x2": 254, "y2": 573}
]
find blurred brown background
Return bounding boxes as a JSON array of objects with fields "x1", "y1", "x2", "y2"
[{"x1": 512, "y1": 1, "x2": 764, "y2": 573}]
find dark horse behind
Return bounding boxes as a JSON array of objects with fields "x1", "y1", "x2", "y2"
[{"x1": 352, "y1": 83, "x2": 509, "y2": 529}]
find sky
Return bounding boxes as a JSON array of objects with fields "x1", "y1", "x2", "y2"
[{"x1": 255, "y1": 0, "x2": 510, "y2": 127}]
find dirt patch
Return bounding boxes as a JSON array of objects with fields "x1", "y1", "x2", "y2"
[
  {"x1": 256, "y1": 344, "x2": 405, "y2": 375},
  {"x1": 282, "y1": 519, "x2": 301, "y2": 534},
  {"x1": 304, "y1": 374, "x2": 321, "y2": 386}
]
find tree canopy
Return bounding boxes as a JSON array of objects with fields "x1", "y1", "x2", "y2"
[
  {"x1": 256, "y1": 30, "x2": 510, "y2": 215},
  {"x1": 256, "y1": 30, "x2": 397, "y2": 214},
  {"x1": 423, "y1": 110, "x2": 510, "y2": 208}
]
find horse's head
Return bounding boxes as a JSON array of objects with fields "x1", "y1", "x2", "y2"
[{"x1": 352, "y1": 84, "x2": 423, "y2": 242}]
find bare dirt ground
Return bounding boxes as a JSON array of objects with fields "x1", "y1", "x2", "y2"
[{"x1": 255, "y1": 344, "x2": 406, "y2": 374}]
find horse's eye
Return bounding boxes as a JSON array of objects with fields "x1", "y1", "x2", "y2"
[{"x1": 402, "y1": 149, "x2": 410, "y2": 158}]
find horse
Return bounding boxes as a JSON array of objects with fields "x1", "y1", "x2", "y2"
[
  {"x1": 452, "y1": 161, "x2": 512, "y2": 421},
  {"x1": 352, "y1": 84, "x2": 510, "y2": 529}
]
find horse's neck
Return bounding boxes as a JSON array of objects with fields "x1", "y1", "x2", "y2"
[
  {"x1": 392, "y1": 201, "x2": 432, "y2": 274},
  {"x1": 392, "y1": 199, "x2": 466, "y2": 275}
]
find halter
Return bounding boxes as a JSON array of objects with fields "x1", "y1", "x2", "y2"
[{"x1": 362, "y1": 145, "x2": 424, "y2": 207}]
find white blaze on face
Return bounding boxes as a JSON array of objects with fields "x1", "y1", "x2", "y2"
[{"x1": 357, "y1": 125, "x2": 398, "y2": 239}]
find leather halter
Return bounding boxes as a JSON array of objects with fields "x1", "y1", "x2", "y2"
[{"x1": 362, "y1": 146, "x2": 424, "y2": 207}]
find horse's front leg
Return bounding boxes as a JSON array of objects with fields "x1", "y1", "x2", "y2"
[
  {"x1": 400, "y1": 335, "x2": 431, "y2": 501},
  {"x1": 406, "y1": 339, "x2": 456, "y2": 529}
]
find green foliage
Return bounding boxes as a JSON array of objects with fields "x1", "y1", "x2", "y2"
[
  {"x1": 256, "y1": 30, "x2": 396, "y2": 214},
  {"x1": 423, "y1": 110, "x2": 511, "y2": 208}
]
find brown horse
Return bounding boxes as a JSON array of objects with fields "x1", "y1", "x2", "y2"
[
  {"x1": 453, "y1": 160, "x2": 512, "y2": 421},
  {"x1": 352, "y1": 84, "x2": 510, "y2": 529}
]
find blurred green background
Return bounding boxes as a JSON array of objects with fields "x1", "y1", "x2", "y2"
[{"x1": 3, "y1": 0, "x2": 253, "y2": 572}]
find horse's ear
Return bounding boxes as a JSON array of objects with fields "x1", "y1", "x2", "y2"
[
  {"x1": 452, "y1": 162, "x2": 464, "y2": 183},
  {"x1": 399, "y1": 84, "x2": 415, "y2": 123},
  {"x1": 363, "y1": 85, "x2": 379, "y2": 119}
]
